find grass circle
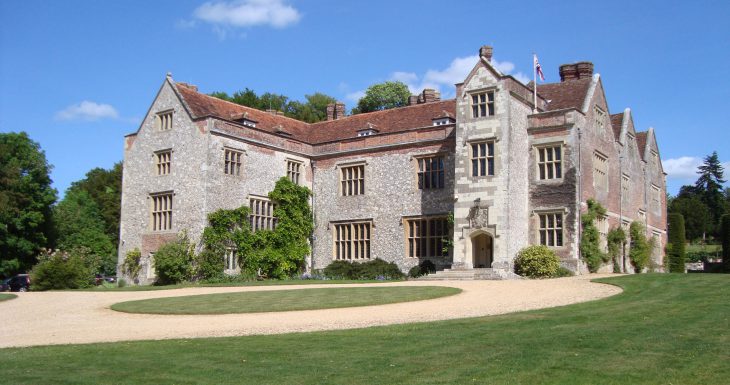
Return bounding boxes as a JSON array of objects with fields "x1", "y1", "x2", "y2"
[{"x1": 111, "y1": 286, "x2": 461, "y2": 315}]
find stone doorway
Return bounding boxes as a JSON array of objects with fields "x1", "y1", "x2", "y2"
[{"x1": 472, "y1": 233, "x2": 493, "y2": 268}]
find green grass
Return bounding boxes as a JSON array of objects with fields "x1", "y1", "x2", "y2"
[
  {"x1": 686, "y1": 243, "x2": 721, "y2": 253},
  {"x1": 0, "y1": 293, "x2": 17, "y2": 302},
  {"x1": 82, "y1": 279, "x2": 401, "y2": 291},
  {"x1": 2, "y1": 274, "x2": 729, "y2": 384},
  {"x1": 110, "y1": 286, "x2": 461, "y2": 314}
]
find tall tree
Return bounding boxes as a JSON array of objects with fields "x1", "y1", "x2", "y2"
[
  {"x1": 354, "y1": 81, "x2": 411, "y2": 113},
  {"x1": 69, "y1": 162, "x2": 122, "y2": 249},
  {"x1": 694, "y1": 151, "x2": 727, "y2": 236},
  {"x1": 54, "y1": 189, "x2": 116, "y2": 275},
  {"x1": 209, "y1": 89, "x2": 337, "y2": 123},
  {"x1": 0, "y1": 132, "x2": 57, "y2": 276},
  {"x1": 669, "y1": 194, "x2": 710, "y2": 241}
]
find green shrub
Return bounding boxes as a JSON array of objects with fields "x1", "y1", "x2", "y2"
[
  {"x1": 117, "y1": 278, "x2": 127, "y2": 288},
  {"x1": 554, "y1": 266, "x2": 575, "y2": 277},
  {"x1": 121, "y1": 248, "x2": 142, "y2": 281},
  {"x1": 514, "y1": 245, "x2": 560, "y2": 278},
  {"x1": 30, "y1": 249, "x2": 94, "y2": 290},
  {"x1": 580, "y1": 199, "x2": 610, "y2": 272},
  {"x1": 629, "y1": 222, "x2": 652, "y2": 273},
  {"x1": 408, "y1": 260, "x2": 437, "y2": 278},
  {"x1": 323, "y1": 259, "x2": 404, "y2": 280},
  {"x1": 722, "y1": 215, "x2": 730, "y2": 272},
  {"x1": 668, "y1": 213, "x2": 686, "y2": 273},
  {"x1": 358, "y1": 259, "x2": 405, "y2": 280},
  {"x1": 323, "y1": 260, "x2": 356, "y2": 279},
  {"x1": 195, "y1": 248, "x2": 225, "y2": 281},
  {"x1": 607, "y1": 227, "x2": 627, "y2": 273},
  {"x1": 153, "y1": 234, "x2": 195, "y2": 285}
]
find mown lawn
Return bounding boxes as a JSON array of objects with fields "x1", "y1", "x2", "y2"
[
  {"x1": 2, "y1": 274, "x2": 729, "y2": 384},
  {"x1": 110, "y1": 286, "x2": 461, "y2": 314},
  {"x1": 0, "y1": 293, "x2": 16, "y2": 302},
  {"x1": 83, "y1": 278, "x2": 401, "y2": 292}
]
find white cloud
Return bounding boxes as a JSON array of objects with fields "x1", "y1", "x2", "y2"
[
  {"x1": 193, "y1": 0, "x2": 301, "y2": 30},
  {"x1": 55, "y1": 101, "x2": 119, "y2": 122},
  {"x1": 664, "y1": 156, "x2": 702, "y2": 180},
  {"x1": 345, "y1": 90, "x2": 365, "y2": 103}
]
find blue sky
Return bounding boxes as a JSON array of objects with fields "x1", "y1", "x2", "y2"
[{"x1": 1, "y1": 0, "x2": 728, "y2": 197}]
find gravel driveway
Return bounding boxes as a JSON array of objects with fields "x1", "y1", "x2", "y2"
[{"x1": 0, "y1": 275, "x2": 621, "y2": 348}]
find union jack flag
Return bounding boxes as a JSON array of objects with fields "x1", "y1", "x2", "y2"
[{"x1": 534, "y1": 55, "x2": 545, "y2": 82}]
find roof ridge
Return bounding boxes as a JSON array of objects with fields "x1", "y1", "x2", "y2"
[
  {"x1": 310, "y1": 99, "x2": 456, "y2": 126},
  {"x1": 175, "y1": 83, "x2": 313, "y2": 127}
]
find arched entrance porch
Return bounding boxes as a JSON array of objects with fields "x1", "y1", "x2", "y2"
[{"x1": 471, "y1": 232, "x2": 493, "y2": 268}]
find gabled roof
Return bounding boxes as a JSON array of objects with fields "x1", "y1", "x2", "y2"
[
  {"x1": 536, "y1": 78, "x2": 593, "y2": 111},
  {"x1": 174, "y1": 80, "x2": 455, "y2": 145},
  {"x1": 636, "y1": 132, "x2": 648, "y2": 160},
  {"x1": 308, "y1": 100, "x2": 455, "y2": 144},
  {"x1": 175, "y1": 83, "x2": 311, "y2": 141},
  {"x1": 610, "y1": 112, "x2": 624, "y2": 141}
]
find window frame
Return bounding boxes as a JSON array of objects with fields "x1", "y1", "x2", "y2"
[
  {"x1": 249, "y1": 195, "x2": 277, "y2": 232},
  {"x1": 404, "y1": 216, "x2": 450, "y2": 259},
  {"x1": 154, "y1": 149, "x2": 172, "y2": 176},
  {"x1": 156, "y1": 109, "x2": 173, "y2": 131},
  {"x1": 470, "y1": 141, "x2": 495, "y2": 178},
  {"x1": 470, "y1": 90, "x2": 495, "y2": 118},
  {"x1": 339, "y1": 163, "x2": 365, "y2": 196},
  {"x1": 593, "y1": 151, "x2": 608, "y2": 193},
  {"x1": 536, "y1": 211, "x2": 564, "y2": 248},
  {"x1": 594, "y1": 106, "x2": 606, "y2": 136},
  {"x1": 149, "y1": 192, "x2": 174, "y2": 232},
  {"x1": 286, "y1": 159, "x2": 303, "y2": 185},
  {"x1": 416, "y1": 155, "x2": 445, "y2": 190},
  {"x1": 332, "y1": 221, "x2": 372, "y2": 261},
  {"x1": 621, "y1": 174, "x2": 631, "y2": 206},
  {"x1": 535, "y1": 144, "x2": 563, "y2": 181},
  {"x1": 224, "y1": 248, "x2": 238, "y2": 272},
  {"x1": 223, "y1": 147, "x2": 244, "y2": 176}
]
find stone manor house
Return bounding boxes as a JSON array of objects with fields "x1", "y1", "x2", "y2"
[{"x1": 118, "y1": 45, "x2": 667, "y2": 282}]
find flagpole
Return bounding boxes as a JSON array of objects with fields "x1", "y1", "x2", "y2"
[{"x1": 533, "y1": 53, "x2": 537, "y2": 113}]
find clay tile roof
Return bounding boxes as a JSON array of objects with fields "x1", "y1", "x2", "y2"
[
  {"x1": 636, "y1": 132, "x2": 648, "y2": 160},
  {"x1": 610, "y1": 113, "x2": 624, "y2": 141},
  {"x1": 174, "y1": 82, "x2": 455, "y2": 144},
  {"x1": 307, "y1": 100, "x2": 456, "y2": 144},
  {"x1": 434, "y1": 110, "x2": 454, "y2": 119},
  {"x1": 175, "y1": 83, "x2": 310, "y2": 141},
  {"x1": 536, "y1": 78, "x2": 592, "y2": 111}
]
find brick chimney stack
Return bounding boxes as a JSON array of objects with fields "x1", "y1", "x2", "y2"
[
  {"x1": 479, "y1": 45, "x2": 493, "y2": 62},
  {"x1": 326, "y1": 102, "x2": 346, "y2": 120},
  {"x1": 419, "y1": 89, "x2": 441, "y2": 104},
  {"x1": 559, "y1": 62, "x2": 594, "y2": 82}
]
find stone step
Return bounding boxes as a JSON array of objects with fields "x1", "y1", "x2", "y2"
[{"x1": 417, "y1": 268, "x2": 505, "y2": 281}]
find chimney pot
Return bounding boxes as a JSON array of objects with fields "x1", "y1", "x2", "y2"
[
  {"x1": 334, "y1": 102, "x2": 346, "y2": 120},
  {"x1": 559, "y1": 64, "x2": 578, "y2": 82},
  {"x1": 421, "y1": 89, "x2": 441, "y2": 103},
  {"x1": 479, "y1": 45, "x2": 493, "y2": 62},
  {"x1": 326, "y1": 103, "x2": 335, "y2": 121},
  {"x1": 575, "y1": 61, "x2": 594, "y2": 79}
]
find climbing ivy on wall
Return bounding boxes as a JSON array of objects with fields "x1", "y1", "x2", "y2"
[
  {"x1": 201, "y1": 177, "x2": 313, "y2": 279},
  {"x1": 580, "y1": 199, "x2": 610, "y2": 273}
]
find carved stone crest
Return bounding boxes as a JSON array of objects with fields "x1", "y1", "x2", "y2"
[{"x1": 467, "y1": 206, "x2": 489, "y2": 229}]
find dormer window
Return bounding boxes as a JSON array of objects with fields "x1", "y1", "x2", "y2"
[
  {"x1": 357, "y1": 124, "x2": 379, "y2": 137},
  {"x1": 433, "y1": 118, "x2": 453, "y2": 126},
  {"x1": 230, "y1": 112, "x2": 257, "y2": 128}
]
